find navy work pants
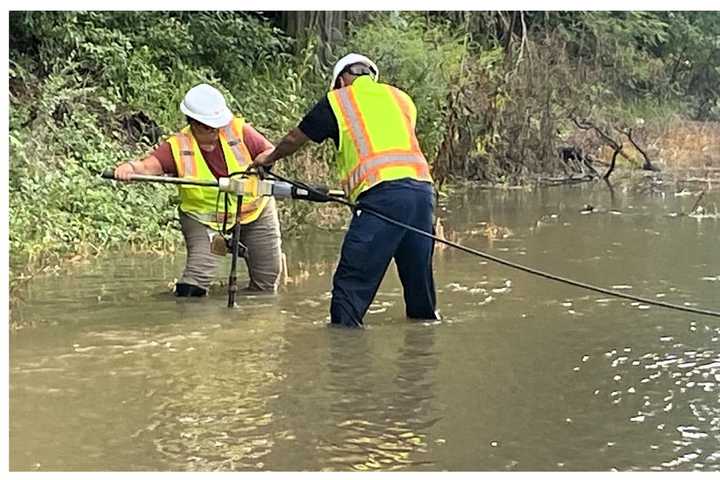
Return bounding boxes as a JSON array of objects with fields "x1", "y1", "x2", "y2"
[{"x1": 330, "y1": 179, "x2": 439, "y2": 327}]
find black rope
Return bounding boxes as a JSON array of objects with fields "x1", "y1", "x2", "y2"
[{"x1": 263, "y1": 169, "x2": 720, "y2": 319}]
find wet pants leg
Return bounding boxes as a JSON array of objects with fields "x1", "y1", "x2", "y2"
[
  {"x1": 239, "y1": 198, "x2": 283, "y2": 292},
  {"x1": 330, "y1": 180, "x2": 438, "y2": 327},
  {"x1": 178, "y1": 202, "x2": 282, "y2": 293},
  {"x1": 394, "y1": 192, "x2": 438, "y2": 320},
  {"x1": 330, "y1": 208, "x2": 402, "y2": 327},
  {"x1": 179, "y1": 211, "x2": 220, "y2": 291}
]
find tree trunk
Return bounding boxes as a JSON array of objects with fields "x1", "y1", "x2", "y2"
[{"x1": 276, "y1": 12, "x2": 368, "y2": 61}]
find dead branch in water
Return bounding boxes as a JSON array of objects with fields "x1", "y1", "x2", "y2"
[
  {"x1": 570, "y1": 116, "x2": 623, "y2": 180},
  {"x1": 618, "y1": 127, "x2": 660, "y2": 172},
  {"x1": 603, "y1": 145, "x2": 623, "y2": 180},
  {"x1": 538, "y1": 173, "x2": 595, "y2": 186}
]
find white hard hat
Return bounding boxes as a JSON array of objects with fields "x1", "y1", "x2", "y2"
[
  {"x1": 330, "y1": 53, "x2": 379, "y2": 90},
  {"x1": 180, "y1": 83, "x2": 233, "y2": 128}
]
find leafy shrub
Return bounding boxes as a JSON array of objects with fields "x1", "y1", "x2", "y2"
[{"x1": 341, "y1": 13, "x2": 465, "y2": 160}]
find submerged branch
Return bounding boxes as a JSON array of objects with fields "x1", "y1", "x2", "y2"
[{"x1": 603, "y1": 145, "x2": 623, "y2": 180}]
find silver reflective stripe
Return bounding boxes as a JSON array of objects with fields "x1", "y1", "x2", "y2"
[
  {"x1": 193, "y1": 211, "x2": 231, "y2": 223},
  {"x1": 222, "y1": 124, "x2": 250, "y2": 166},
  {"x1": 336, "y1": 89, "x2": 371, "y2": 157},
  {"x1": 178, "y1": 134, "x2": 194, "y2": 177},
  {"x1": 344, "y1": 152, "x2": 429, "y2": 193}
]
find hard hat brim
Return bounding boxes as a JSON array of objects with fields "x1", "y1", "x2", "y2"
[
  {"x1": 180, "y1": 102, "x2": 233, "y2": 129},
  {"x1": 329, "y1": 53, "x2": 379, "y2": 90}
]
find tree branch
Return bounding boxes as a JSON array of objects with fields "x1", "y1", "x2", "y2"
[
  {"x1": 620, "y1": 127, "x2": 660, "y2": 171},
  {"x1": 603, "y1": 145, "x2": 622, "y2": 180}
]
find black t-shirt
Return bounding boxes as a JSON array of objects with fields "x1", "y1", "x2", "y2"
[{"x1": 298, "y1": 96, "x2": 339, "y2": 147}]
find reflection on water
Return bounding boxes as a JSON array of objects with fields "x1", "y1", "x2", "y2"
[
  {"x1": 317, "y1": 325, "x2": 440, "y2": 471},
  {"x1": 10, "y1": 184, "x2": 720, "y2": 471},
  {"x1": 142, "y1": 322, "x2": 287, "y2": 471}
]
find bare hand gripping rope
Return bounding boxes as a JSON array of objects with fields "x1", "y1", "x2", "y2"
[{"x1": 100, "y1": 169, "x2": 720, "y2": 318}]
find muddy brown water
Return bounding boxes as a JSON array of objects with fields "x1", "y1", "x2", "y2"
[{"x1": 9, "y1": 184, "x2": 720, "y2": 471}]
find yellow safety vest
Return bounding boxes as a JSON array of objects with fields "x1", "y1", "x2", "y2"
[
  {"x1": 167, "y1": 117, "x2": 269, "y2": 230},
  {"x1": 327, "y1": 75, "x2": 433, "y2": 201}
]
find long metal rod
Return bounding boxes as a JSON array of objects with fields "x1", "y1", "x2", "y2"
[
  {"x1": 227, "y1": 193, "x2": 244, "y2": 308},
  {"x1": 101, "y1": 168, "x2": 347, "y2": 200},
  {"x1": 100, "y1": 169, "x2": 219, "y2": 187}
]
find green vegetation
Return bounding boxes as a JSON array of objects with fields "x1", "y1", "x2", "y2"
[{"x1": 9, "y1": 11, "x2": 720, "y2": 294}]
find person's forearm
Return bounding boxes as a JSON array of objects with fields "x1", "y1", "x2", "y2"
[
  {"x1": 268, "y1": 128, "x2": 309, "y2": 163},
  {"x1": 268, "y1": 137, "x2": 299, "y2": 162},
  {"x1": 131, "y1": 156, "x2": 164, "y2": 175},
  {"x1": 115, "y1": 155, "x2": 164, "y2": 180}
]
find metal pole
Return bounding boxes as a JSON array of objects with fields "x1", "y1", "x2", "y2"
[
  {"x1": 100, "y1": 169, "x2": 219, "y2": 187},
  {"x1": 227, "y1": 193, "x2": 244, "y2": 308}
]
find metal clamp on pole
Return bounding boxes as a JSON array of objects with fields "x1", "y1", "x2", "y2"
[
  {"x1": 218, "y1": 176, "x2": 275, "y2": 196},
  {"x1": 216, "y1": 174, "x2": 345, "y2": 202}
]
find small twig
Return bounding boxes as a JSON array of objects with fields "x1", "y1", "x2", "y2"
[{"x1": 582, "y1": 156, "x2": 599, "y2": 177}]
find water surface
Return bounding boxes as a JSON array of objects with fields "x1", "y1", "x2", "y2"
[{"x1": 10, "y1": 184, "x2": 720, "y2": 471}]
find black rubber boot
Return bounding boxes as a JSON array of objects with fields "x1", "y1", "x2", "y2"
[{"x1": 175, "y1": 283, "x2": 208, "y2": 297}]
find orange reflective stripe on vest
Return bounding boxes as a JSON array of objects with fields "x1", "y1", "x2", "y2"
[
  {"x1": 385, "y1": 85, "x2": 422, "y2": 152},
  {"x1": 220, "y1": 120, "x2": 267, "y2": 220},
  {"x1": 342, "y1": 152, "x2": 430, "y2": 195},
  {"x1": 176, "y1": 133, "x2": 196, "y2": 178},
  {"x1": 333, "y1": 88, "x2": 373, "y2": 158},
  {"x1": 222, "y1": 121, "x2": 251, "y2": 167}
]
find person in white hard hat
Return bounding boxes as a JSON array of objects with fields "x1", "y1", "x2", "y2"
[
  {"x1": 115, "y1": 83, "x2": 283, "y2": 297},
  {"x1": 253, "y1": 53, "x2": 440, "y2": 327}
]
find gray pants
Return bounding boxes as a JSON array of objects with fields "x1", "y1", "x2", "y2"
[{"x1": 179, "y1": 198, "x2": 282, "y2": 292}]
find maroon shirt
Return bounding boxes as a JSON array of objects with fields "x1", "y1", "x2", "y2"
[{"x1": 153, "y1": 123, "x2": 273, "y2": 178}]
